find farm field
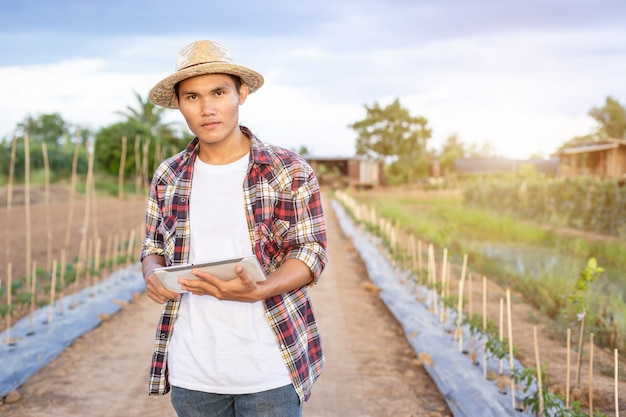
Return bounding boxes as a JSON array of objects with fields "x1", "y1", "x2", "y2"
[
  {"x1": 1, "y1": 184, "x2": 625, "y2": 415},
  {"x1": 0, "y1": 187, "x2": 453, "y2": 416},
  {"x1": 344, "y1": 185, "x2": 626, "y2": 415}
]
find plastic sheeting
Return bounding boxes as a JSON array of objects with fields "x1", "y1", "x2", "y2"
[
  {"x1": 0, "y1": 265, "x2": 146, "y2": 398},
  {"x1": 331, "y1": 200, "x2": 534, "y2": 417}
]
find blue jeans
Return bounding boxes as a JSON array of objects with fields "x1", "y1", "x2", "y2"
[{"x1": 171, "y1": 384, "x2": 302, "y2": 417}]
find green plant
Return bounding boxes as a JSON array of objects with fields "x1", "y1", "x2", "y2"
[{"x1": 569, "y1": 257, "x2": 605, "y2": 386}]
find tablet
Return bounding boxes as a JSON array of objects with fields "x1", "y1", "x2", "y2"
[{"x1": 152, "y1": 256, "x2": 266, "y2": 293}]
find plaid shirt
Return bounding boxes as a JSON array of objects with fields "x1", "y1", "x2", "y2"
[{"x1": 140, "y1": 127, "x2": 328, "y2": 403}]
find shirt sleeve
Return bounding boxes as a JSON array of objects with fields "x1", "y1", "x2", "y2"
[
  {"x1": 140, "y1": 175, "x2": 166, "y2": 262},
  {"x1": 285, "y1": 167, "x2": 328, "y2": 284}
]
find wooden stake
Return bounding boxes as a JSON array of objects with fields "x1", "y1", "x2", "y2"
[
  {"x1": 5, "y1": 262, "x2": 11, "y2": 344},
  {"x1": 589, "y1": 333, "x2": 594, "y2": 415},
  {"x1": 24, "y1": 132, "x2": 32, "y2": 282},
  {"x1": 64, "y1": 142, "x2": 79, "y2": 250},
  {"x1": 533, "y1": 326, "x2": 544, "y2": 416},
  {"x1": 499, "y1": 297, "x2": 504, "y2": 375},
  {"x1": 566, "y1": 328, "x2": 571, "y2": 409},
  {"x1": 439, "y1": 248, "x2": 447, "y2": 323},
  {"x1": 482, "y1": 276, "x2": 487, "y2": 379},
  {"x1": 29, "y1": 261, "x2": 37, "y2": 333},
  {"x1": 506, "y1": 289, "x2": 516, "y2": 410},
  {"x1": 576, "y1": 309, "x2": 586, "y2": 386},
  {"x1": 417, "y1": 239, "x2": 423, "y2": 277},
  {"x1": 118, "y1": 135, "x2": 127, "y2": 199},
  {"x1": 5, "y1": 134, "x2": 16, "y2": 268},
  {"x1": 48, "y1": 259, "x2": 57, "y2": 323},
  {"x1": 615, "y1": 348, "x2": 619, "y2": 417},
  {"x1": 42, "y1": 142, "x2": 52, "y2": 271},
  {"x1": 456, "y1": 254, "x2": 468, "y2": 350}
]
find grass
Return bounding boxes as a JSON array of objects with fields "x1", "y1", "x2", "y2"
[{"x1": 348, "y1": 188, "x2": 626, "y2": 353}]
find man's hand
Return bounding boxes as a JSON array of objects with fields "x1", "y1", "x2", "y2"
[
  {"x1": 145, "y1": 271, "x2": 181, "y2": 304},
  {"x1": 180, "y1": 264, "x2": 265, "y2": 302},
  {"x1": 142, "y1": 254, "x2": 180, "y2": 304}
]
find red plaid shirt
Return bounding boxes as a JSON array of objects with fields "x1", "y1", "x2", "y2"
[{"x1": 140, "y1": 127, "x2": 328, "y2": 402}]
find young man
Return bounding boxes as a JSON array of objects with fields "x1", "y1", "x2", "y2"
[{"x1": 140, "y1": 40, "x2": 328, "y2": 417}]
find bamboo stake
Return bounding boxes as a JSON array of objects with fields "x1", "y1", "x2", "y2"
[
  {"x1": 126, "y1": 229, "x2": 135, "y2": 265},
  {"x1": 439, "y1": 248, "x2": 448, "y2": 323},
  {"x1": 63, "y1": 142, "x2": 79, "y2": 250},
  {"x1": 29, "y1": 261, "x2": 37, "y2": 333},
  {"x1": 48, "y1": 259, "x2": 57, "y2": 323},
  {"x1": 95, "y1": 237, "x2": 102, "y2": 276},
  {"x1": 445, "y1": 261, "x2": 451, "y2": 327},
  {"x1": 5, "y1": 262, "x2": 11, "y2": 344},
  {"x1": 566, "y1": 328, "x2": 571, "y2": 409},
  {"x1": 533, "y1": 326, "x2": 544, "y2": 416},
  {"x1": 105, "y1": 234, "x2": 113, "y2": 273},
  {"x1": 576, "y1": 309, "x2": 586, "y2": 386},
  {"x1": 142, "y1": 138, "x2": 150, "y2": 193},
  {"x1": 499, "y1": 297, "x2": 504, "y2": 375},
  {"x1": 613, "y1": 349, "x2": 619, "y2": 417},
  {"x1": 589, "y1": 333, "x2": 594, "y2": 415},
  {"x1": 456, "y1": 254, "x2": 468, "y2": 350},
  {"x1": 59, "y1": 249, "x2": 66, "y2": 314},
  {"x1": 506, "y1": 289, "x2": 516, "y2": 410},
  {"x1": 134, "y1": 134, "x2": 141, "y2": 193},
  {"x1": 42, "y1": 142, "x2": 52, "y2": 271},
  {"x1": 118, "y1": 136, "x2": 127, "y2": 199},
  {"x1": 417, "y1": 239, "x2": 423, "y2": 277},
  {"x1": 25, "y1": 132, "x2": 32, "y2": 283},
  {"x1": 483, "y1": 276, "x2": 487, "y2": 379},
  {"x1": 78, "y1": 149, "x2": 95, "y2": 273},
  {"x1": 5, "y1": 134, "x2": 16, "y2": 268}
]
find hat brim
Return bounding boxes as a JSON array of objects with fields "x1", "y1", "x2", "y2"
[{"x1": 149, "y1": 62, "x2": 264, "y2": 109}]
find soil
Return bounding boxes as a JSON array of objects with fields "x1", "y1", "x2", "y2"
[
  {"x1": 0, "y1": 185, "x2": 623, "y2": 415},
  {"x1": 0, "y1": 188, "x2": 452, "y2": 417}
]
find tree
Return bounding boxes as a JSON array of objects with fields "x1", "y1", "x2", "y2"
[
  {"x1": 95, "y1": 92, "x2": 191, "y2": 179},
  {"x1": 349, "y1": 99, "x2": 431, "y2": 184},
  {"x1": 589, "y1": 96, "x2": 626, "y2": 139},
  {"x1": 1, "y1": 113, "x2": 90, "y2": 182},
  {"x1": 116, "y1": 91, "x2": 180, "y2": 141},
  {"x1": 15, "y1": 113, "x2": 88, "y2": 146},
  {"x1": 438, "y1": 134, "x2": 466, "y2": 176}
]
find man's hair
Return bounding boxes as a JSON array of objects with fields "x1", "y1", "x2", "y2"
[{"x1": 174, "y1": 74, "x2": 243, "y2": 100}]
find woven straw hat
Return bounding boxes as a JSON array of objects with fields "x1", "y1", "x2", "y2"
[{"x1": 149, "y1": 40, "x2": 264, "y2": 109}]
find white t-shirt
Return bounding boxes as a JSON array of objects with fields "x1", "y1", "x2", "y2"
[{"x1": 168, "y1": 153, "x2": 291, "y2": 394}]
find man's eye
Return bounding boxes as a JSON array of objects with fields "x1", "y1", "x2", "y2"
[{"x1": 215, "y1": 90, "x2": 224, "y2": 96}]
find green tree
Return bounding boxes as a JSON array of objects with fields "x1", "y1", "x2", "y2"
[
  {"x1": 589, "y1": 96, "x2": 626, "y2": 139},
  {"x1": 15, "y1": 113, "x2": 88, "y2": 146},
  {"x1": 438, "y1": 134, "x2": 466, "y2": 176},
  {"x1": 349, "y1": 99, "x2": 431, "y2": 184},
  {"x1": 1, "y1": 113, "x2": 89, "y2": 182},
  {"x1": 95, "y1": 92, "x2": 190, "y2": 179},
  {"x1": 116, "y1": 91, "x2": 180, "y2": 141}
]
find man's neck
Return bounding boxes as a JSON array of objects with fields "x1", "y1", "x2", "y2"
[{"x1": 197, "y1": 129, "x2": 251, "y2": 165}]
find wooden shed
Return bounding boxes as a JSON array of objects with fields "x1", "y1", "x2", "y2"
[
  {"x1": 555, "y1": 138, "x2": 626, "y2": 180},
  {"x1": 306, "y1": 156, "x2": 383, "y2": 189}
]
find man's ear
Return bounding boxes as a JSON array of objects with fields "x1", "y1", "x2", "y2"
[{"x1": 239, "y1": 84, "x2": 250, "y2": 105}]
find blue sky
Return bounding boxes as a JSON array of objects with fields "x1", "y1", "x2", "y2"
[{"x1": 1, "y1": 0, "x2": 625, "y2": 158}]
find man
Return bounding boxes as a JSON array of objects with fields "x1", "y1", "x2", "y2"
[{"x1": 140, "y1": 40, "x2": 328, "y2": 417}]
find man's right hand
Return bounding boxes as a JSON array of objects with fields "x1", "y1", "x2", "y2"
[
  {"x1": 145, "y1": 271, "x2": 181, "y2": 304},
  {"x1": 142, "y1": 254, "x2": 180, "y2": 304}
]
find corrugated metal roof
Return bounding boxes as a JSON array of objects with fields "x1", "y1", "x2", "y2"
[{"x1": 560, "y1": 142, "x2": 618, "y2": 155}]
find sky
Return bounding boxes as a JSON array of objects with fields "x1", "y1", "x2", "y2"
[{"x1": 0, "y1": 0, "x2": 625, "y2": 159}]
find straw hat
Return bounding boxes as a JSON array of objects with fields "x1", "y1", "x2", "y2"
[{"x1": 149, "y1": 40, "x2": 264, "y2": 109}]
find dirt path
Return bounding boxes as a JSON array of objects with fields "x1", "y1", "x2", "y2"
[{"x1": 1, "y1": 196, "x2": 452, "y2": 417}]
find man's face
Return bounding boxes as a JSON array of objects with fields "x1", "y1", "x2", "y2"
[{"x1": 175, "y1": 73, "x2": 248, "y2": 148}]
